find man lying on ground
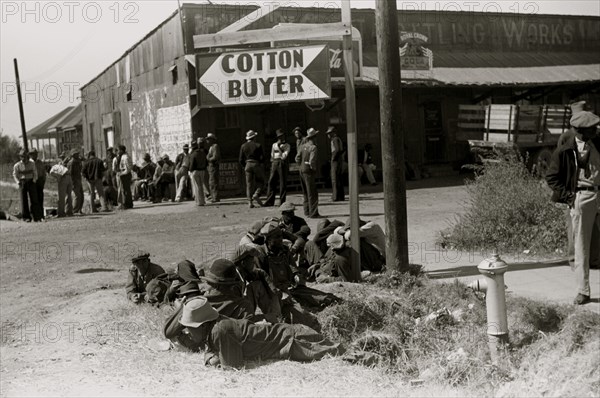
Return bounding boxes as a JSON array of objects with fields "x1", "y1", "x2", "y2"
[{"x1": 176, "y1": 297, "x2": 342, "y2": 369}]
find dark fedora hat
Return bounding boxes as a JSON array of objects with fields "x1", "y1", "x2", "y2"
[{"x1": 201, "y1": 259, "x2": 240, "y2": 285}]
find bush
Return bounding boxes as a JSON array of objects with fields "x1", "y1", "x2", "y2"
[{"x1": 439, "y1": 157, "x2": 567, "y2": 253}]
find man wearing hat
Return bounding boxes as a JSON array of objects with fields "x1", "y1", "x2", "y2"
[
  {"x1": 188, "y1": 139, "x2": 207, "y2": 206},
  {"x1": 175, "y1": 297, "x2": 341, "y2": 368},
  {"x1": 133, "y1": 153, "x2": 156, "y2": 202},
  {"x1": 67, "y1": 148, "x2": 85, "y2": 215},
  {"x1": 125, "y1": 251, "x2": 166, "y2": 304},
  {"x1": 49, "y1": 153, "x2": 73, "y2": 217},
  {"x1": 295, "y1": 128, "x2": 321, "y2": 218},
  {"x1": 175, "y1": 144, "x2": 191, "y2": 202},
  {"x1": 239, "y1": 130, "x2": 265, "y2": 208},
  {"x1": 13, "y1": 149, "x2": 41, "y2": 222},
  {"x1": 308, "y1": 233, "x2": 353, "y2": 283},
  {"x1": 278, "y1": 202, "x2": 311, "y2": 261},
  {"x1": 326, "y1": 126, "x2": 345, "y2": 202},
  {"x1": 29, "y1": 148, "x2": 46, "y2": 219},
  {"x1": 547, "y1": 109, "x2": 600, "y2": 305},
  {"x1": 265, "y1": 129, "x2": 291, "y2": 207},
  {"x1": 82, "y1": 150, "x2": 108, "y2": 212},
  {"x1": 206, "y1": 133, "x2": 221, "y2": 203},
  {"x1": 198, "y1": 259, "x2": 260, "y2": 321}
]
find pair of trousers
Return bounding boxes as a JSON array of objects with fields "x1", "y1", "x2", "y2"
[
  {"x1": 361, "y1": 164, "x2": 377, "y2": 184},
  {"x1": 265, "y1": 160, "x2": 288, "y2": 206},
  {"x1": 331, "y1": 160, "x2": 345, "y2": 201},
  {"x1": 300, "y1": 170, "x2": 319, "y2": 218},
  {"x1": 571, "y1": 191, "x2": 600, "y2": 296},
  {"x1": 87, "y1": 179, "x2": 107, "y2": 211},
  {"x1": 245, "y1": 162, "x2": 264, "y2": 201},
  {"x1": 175, "y1": 168, "x2": 190, "y2": 201},
  {"x1": 118, "y1": 173, "x2": 134, "y2": 209},
  {"x1": 72, "y1": 177, "x2": 84, "y2": 213},
  {"x1": 189, "y1": 170, "x2": 206, "y2": 206},
  {"x1": 19, "y1": 180, "x2": 41, "y2": 221},
  {"x1": 35, "y1": 178, "x2": 46, "y2": 217},
  {"x1": 57, "y1": 175, "x2": 73, "y2": 217},
  {"x1": 208, "y1": 163, "x2": 220, "y2": 201}
]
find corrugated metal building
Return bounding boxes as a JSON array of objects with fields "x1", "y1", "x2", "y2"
[{"x1": 81, "y1": 3, "x2": 600, "y2": 189}]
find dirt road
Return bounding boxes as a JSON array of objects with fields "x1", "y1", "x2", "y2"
[{"x1": 1, "y1": 178, "x2": 597, "y2": 396}]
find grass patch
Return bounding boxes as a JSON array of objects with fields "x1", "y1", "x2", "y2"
[
  {"x1": 317, "y1": 272, "x2": 599, "y2": 395},
  {"x1": 438, "y1": 157, "x2": 567, "y2": 254}
]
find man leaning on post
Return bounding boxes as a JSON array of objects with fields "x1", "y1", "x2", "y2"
[{"x1": 546, "y1": 109, "x2": 600, "y2": 305}]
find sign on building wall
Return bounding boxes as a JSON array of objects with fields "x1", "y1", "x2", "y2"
[
  {"x1": 196, "y1": 45, "x2": 331, "y2": 108},
  {"x1": 157, "y1": 103, "x2": 192, "y2": 159},
  {"x1": 400, "y1": 32, "x2": 433, "y2": 70}
]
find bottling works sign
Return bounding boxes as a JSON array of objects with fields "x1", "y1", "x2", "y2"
[{"x1": 196, "y1": 45, "x2": 331, "y2": 108}]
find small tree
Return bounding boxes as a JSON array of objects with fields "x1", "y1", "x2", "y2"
[{"x1": 0, "y1": 131, "x2": 22, "y2": 164}]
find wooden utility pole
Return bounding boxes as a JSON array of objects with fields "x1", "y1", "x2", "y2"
[
  {"x1": 341, "y1": 0, "x2": 361, "y2": 282},
  {"x1": 14, "y1": 59, "x2": 29, "y2": 151},
  {"x1": 375, "y1": 0, "x2": 409, "y2": 271}
]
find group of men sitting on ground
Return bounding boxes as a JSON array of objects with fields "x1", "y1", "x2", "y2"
[{"x1": 124, "y1": 202, "x2": 387, "y2": 368}]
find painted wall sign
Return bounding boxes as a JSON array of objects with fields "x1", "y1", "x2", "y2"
[
  {"x1": 400, "y1": 32, "x2": 433, "y2": 70},
  {"x1": 196, "y1": 44, "x2": 331, "y2": 108},
  {"x1": 157, "y1": 103, "x2": 192, "y2": 160}
]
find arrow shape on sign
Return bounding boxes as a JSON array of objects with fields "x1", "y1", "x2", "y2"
[{"x1": 198, "y1": 45, "x2": 330, "y2": 107}]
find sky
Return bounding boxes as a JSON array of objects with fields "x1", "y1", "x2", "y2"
[{"x1": 1, "y1": 0, "x2": 599, "y2": 140}]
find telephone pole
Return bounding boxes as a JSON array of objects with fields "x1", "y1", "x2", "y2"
[
  {"x1": 14, "y1": 59, "x2": 29, "y2": 151},
  {"x1": 375, "y1": 0, "x2": 409, "y2": 271}
]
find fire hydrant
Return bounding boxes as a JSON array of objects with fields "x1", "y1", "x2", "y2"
[{"x1": 476, "y1": 253, "x2": 509, "y2": 363}]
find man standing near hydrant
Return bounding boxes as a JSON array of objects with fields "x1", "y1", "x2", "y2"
[
  {"x1": 547, "y1": 110, "x2": 600, "y2": 305},
  {"x1": 13, "y1": 149, "x2": 41, "y2": 222},
  {"x1": 239, "y1": 130, "x2": 265, "y2": 208},
  {"x1": 206, "y1": 133, "x2": 221, "y2": 203},
  {"x1": 327, "y1": 126, "x2": 345, "y2": 202}
]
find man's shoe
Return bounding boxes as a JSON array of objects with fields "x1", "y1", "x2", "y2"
[
  {"x1": 574, "y1": 294, "x2": 591, "y2": 305},
  {"x1": 253, "y1": 195, "x2": 264, "y2": 207},
  {"x1": 248, "y1": 202, "x2": 255, "y2": 209}
]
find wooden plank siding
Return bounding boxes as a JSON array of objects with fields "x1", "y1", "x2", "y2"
[{"x1": 82, "y1": 12, "x2": 189, "y2": 163}]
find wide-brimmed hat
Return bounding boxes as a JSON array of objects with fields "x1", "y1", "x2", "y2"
[
  {"x1": 246, "y1": 130, "x2": 258, "y2": 140},
  {"x1": 207, "y1": 133, "x2": 217, "y2": 141},
  {"x1": 326, "y1": 126, "x2": 336, "y2": 134},
  {"x1": 248, "y1": 220, "x2": 265, "y2": 236},
  {"x1": 327, "y1": 234, "x2": 345, "y2": 250},
  {"x1": 570, "y1": 101, "x2": 586, "y2": 114},
  {"x1": 279, "y1": 201, "x2": 295, "y2": 213},
  {"x1": 177, "y1": 281, "x2": 201, "y2": 296},
  {"x1": 179, "y1": 297, "x2": 219, "y2": 328},
  {"x1": 161, "y1": 154, "x2": 170, "y2": 161},
  {"x1": 292, "y1": 126, "x2": 302, "y2": 133},
  {"x1": 275, "y1": 129, "x2": 285, "y2": 138},
  {"x1": 230, "y1": 245, "x2": 261, "y2": 264},
  {"x1": 70, "y1": 148, "x2": 80, "y2": 156},
  {"x1": 18, "y1": 148, "x2": 28, "y2": 156},
  {"x1": 260, "y1": 222, "x2": 282, "y2": 238},
  {"x1": 306, "y1": 128, "x2": 319, "y2": 138},
  {"x1": 201, "y1": 259, "x2": 240, "y2": 285},
  {"x1": 570, "y1": 111, "x2": 600, "y2": 129},
  {"x1": 130, "y1": 251, "x2": 150, "y2": 263}
]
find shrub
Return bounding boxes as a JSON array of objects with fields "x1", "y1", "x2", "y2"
[{"x1": 439, "y1": 157, "x2": 567, "y2": 254}]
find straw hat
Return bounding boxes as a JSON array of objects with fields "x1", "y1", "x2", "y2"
[
  {"x1": 201, "y1": 259, "x2": 240, "y2": 285},
  {"x1": 246, "y1": 130, "x2": 258, "y2": 140},
  {"x1": 306, "y1": 128, "x2": 319, "y2": 138},
  {"x1": 327, "y1": 234, "x2": 345, "y2": 250}
]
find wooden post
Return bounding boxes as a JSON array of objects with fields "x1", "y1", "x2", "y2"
[
  {"x1": 342, "y1": 0, "x2": 361, "y2": 282},
  {"x1": 14, "y1": 59, "x2": 28, "y2": 151},
  {"x1": 375, "y1": 0, "x2": 409, "y2": 272}
]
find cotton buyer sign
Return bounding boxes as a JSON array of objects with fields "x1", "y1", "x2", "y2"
[{"x1": 196, "y1": 45, "x2": 331, "y2": 108}]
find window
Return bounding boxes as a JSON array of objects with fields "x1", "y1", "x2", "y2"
[{"x1": 169, "y1": 65, "x2": 178, "y2": 85}]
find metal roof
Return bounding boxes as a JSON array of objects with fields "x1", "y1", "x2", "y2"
[
  {"x1": 48, "y1": 104, "x2": 83, "y2": 132},
  {"x1": 357, "y1": 64, "x2": 600, "y2": 87},
  {"x1": 27, "y1": 107, "x2": 75, "y2": 139}
]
